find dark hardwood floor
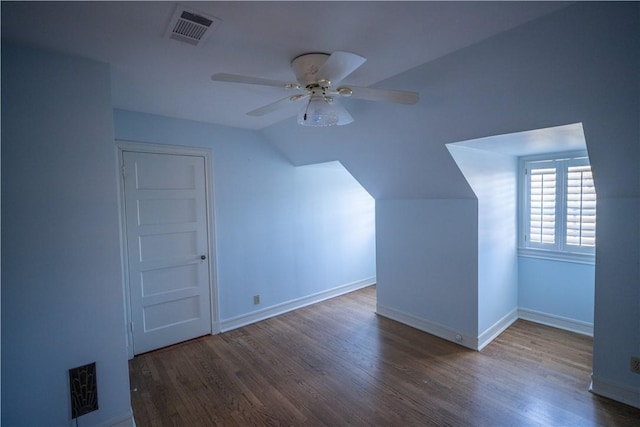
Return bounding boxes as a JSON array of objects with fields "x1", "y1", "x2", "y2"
[{"x1": 129, "y1": 286, "x2": 639, "y2": 426}]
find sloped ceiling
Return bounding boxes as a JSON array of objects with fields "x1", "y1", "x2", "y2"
[
  {"x1": 1, "y1": 1, "x2": 568, "y2": 130},
  {"x1": 2, "y1": 1, "x2": 583, "y2": 199},
  {"x1": 263, "y1": 2, "x2": 637, "y2": 199}
]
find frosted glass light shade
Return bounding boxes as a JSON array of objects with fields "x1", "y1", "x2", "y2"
[{"x1": 298, "y1": 96, "x2": 339, "y2": 127}]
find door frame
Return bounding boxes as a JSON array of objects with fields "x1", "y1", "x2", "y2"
[{"x1": 116, "y1": 140, "x2": 220, "y2": 359}]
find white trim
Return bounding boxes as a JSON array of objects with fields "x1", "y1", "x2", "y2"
[
  {"x1": 113, "y1": 146, "x2": 133, "y2": 359},
  {"x1": 477, "y1": 309, "x2": 519, "y2": 351},
  {"x1": 115, "y1": 140, "x2": 220, "y2": 359},
  {"x1": 518, "y1": 151, "x2": 596, "y2": 258},
  {"x1": 518, "y1": 308, "x2": 593, "y2": 336},
  {"x1": 116, "y1": 140, "x2": 213, "y2": 157},
  {"x1": 374, "y1": 305, "x2": 591, "y2": 351},
  {"x1": 68, "y1": 410, "x2": 135, "y2": 427},
  {"x1": 376, "y1": 304, "x2": 478, "y2": 350},
  {"x1": 220, "y1": 277, "x2": 376, "y2": 332},
  {"x1": 518, "y1": 248, "x2": 595, "y2": 265},
  {"x1": 103, "y1": 411, "x2": 136, "y2": 427},
  {"x1": 590, "y1": 375, "x2": 640, "y2": 409}
]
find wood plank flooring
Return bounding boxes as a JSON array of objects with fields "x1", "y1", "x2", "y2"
[{"x1": 129, "y1": 286, "x2": 639, "y2": 426}]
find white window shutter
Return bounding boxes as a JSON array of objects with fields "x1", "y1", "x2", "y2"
[
  {"x1": 529, "y1": 167, "x2": 557, "y2": 244},
  {"x1": 521, "y1": 154, "x2": 596, "y2": 260},
  {"x1": 566, "y1": 164, "x2": 596, "y2": 247}
]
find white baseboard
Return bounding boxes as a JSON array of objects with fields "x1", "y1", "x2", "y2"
[
  {"x1": 477, "y1": 309, "x2": 519, "y2": 351},
  {"x1": 518, "y1": 308, "x2": 593, "y2": 336},
  {"x1": 70, "y1": 410, "x2": 134, "y2": 427},
  {"x1": 375, "y1": 305, "x2": 592, "y2": 352},
  {"x1": 104, "y1": 411, "x2": 135, "y2": 427},
  {"x1": 219, "y1": 277, "x2": 376, "y2": 332},
  {"x1": 376, "y1": 304, "x2": 478, "y2": 350},
  {"x1": 75, "y1": 410, "x2": 134, "y2": 427},
  {"x1": 211, "y1": 320, "x2": 221, "y2": 334},
  {"x1": 590, "y1": 375, "x2": 640, "y2": 409}
]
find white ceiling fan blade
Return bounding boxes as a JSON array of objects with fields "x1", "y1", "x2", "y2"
[
  {"x1": 212, "y1": 73, "x2": 300, "y2": 89},
  {"x1": 316, "y1": 51, "x2": 366, "y2": 85},
  {"x1": 247, "y1": 94, "x2": 309, "y2": 117},
  {"x1": 341, "y1": 85, "x2": 420, "y2": 105},
  {"x1": 331, "y1": 99, "x2": 354, "y2": 126}
]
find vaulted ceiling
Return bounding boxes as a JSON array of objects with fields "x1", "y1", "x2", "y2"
[
  {"x1": 1, "y1": 1, "x2": 569, "y2": 130},
  {"x1": 10, "y1": 2, "x2": 615, "y2": 200}
]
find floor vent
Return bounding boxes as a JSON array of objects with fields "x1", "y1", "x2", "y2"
[
  {"x1": 69, "y1": 362, "x2": 98, "y2": 419},
  {"x1": 165, "y1": 6, "x2": 220, "y2": 46}
]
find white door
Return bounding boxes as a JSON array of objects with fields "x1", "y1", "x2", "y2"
[{"x1": 123, "y1": 151, "x2": 212, "y2": 354}]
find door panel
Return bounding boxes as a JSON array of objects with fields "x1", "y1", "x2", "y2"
[
  {"x1": 137, "y1": 198, "x2": 197, "y2": 225},
  {"x1": 123, "y1": 151, "x2": 212, "y2": 355}
]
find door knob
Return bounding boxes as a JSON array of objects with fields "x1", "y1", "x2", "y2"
[{"x1": 200, "y1": 255, "x2": 206, "y2": 260}]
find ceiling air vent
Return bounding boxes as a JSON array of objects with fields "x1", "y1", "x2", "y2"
[{"x1": 165, "y1": 6, "x2": 220, "y2": 46}]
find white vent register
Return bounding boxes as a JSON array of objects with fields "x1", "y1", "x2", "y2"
[{"x1": 165, "y1": 6, "x2": 220, "y2": 46}]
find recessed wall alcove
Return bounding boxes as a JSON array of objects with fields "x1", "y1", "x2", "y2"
[{"x1": 446, "y1": 122, "x2": 595, "y2": 350}]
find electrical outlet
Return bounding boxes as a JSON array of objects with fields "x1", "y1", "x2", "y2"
[
  {"x1": 631, "y1": 356, "x2": 640, "y2": 374},
  {"x1": 253, "y1": 294, "x2": 260, "y2": 305}
]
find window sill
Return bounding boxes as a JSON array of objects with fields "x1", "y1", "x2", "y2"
[{"x1": 518, "y1": 248, "x2": 595, "y2": 265}]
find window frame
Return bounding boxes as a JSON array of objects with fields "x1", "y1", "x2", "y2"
[{"x1": 518, "y1": 151, "x2": 596, "y2": 265}]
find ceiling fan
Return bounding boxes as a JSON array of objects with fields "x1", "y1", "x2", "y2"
[{"x1": 211, "y1": 51, "x2": 420, "y2": 127}]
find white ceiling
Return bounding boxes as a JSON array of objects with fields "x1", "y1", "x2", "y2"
[
  {"x1": 447, "y1": 123, "x2": 587, "y2": 157},
  {"x1": 1, "y1": 1, "x2": 570, "y2": 130}
]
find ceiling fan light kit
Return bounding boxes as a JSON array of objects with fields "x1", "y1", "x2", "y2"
[
  {"x1": 212, "y1": 51, "x2": 419, "y2": 127},
  {"x1": 298, "y1": 94, "x2": 339, "y2": 127}
]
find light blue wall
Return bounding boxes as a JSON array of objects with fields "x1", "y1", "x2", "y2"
[
  {"x1": 114, "y1": 110, "x2": 376, "y2": 322},
  {"x1": 2, "y1": 1, "x2": 637, "y2": 417},
  {"x1": 264, "y1": 2, "x2": 639, "y2": 405},
  {"x1": 2, "y1": 45, "x2": 132, "y2": 425},
  {"x1": 447, "y1": 133, "x2": 595, "y2": 338},
  {"x1": 447, "y1": 146, "x2": 519, "y2": 335},
  {"x1": 519, "y1": 257, "x2": 595, "y2": 324},
  {"x1": 293, "y1": 162, "x2": 376, "y2": 296},
  {"x1": 376, "y1": 198, "x2": 478, "y2": 341},
  {"x1": 1, "y1": 43, "x2": 376, "y2": 425},
  {"x1": 592, "y1": 197, "x2": 639, "y2": 402}
]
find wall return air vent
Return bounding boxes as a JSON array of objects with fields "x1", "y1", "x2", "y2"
[{"x1": 165, "y1": 6, "x2": 220, "y2": 46}]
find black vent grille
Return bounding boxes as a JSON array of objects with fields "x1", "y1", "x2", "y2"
[{"x1": 166, "y1": 7, "x2": 220, "y2": 46}]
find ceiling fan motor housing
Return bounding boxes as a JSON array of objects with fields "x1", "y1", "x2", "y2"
[
  {"x1": 211, "y1": 50, "x2": 418, "y2": 123},
  {"x1": 291, "y1": 53, "x2": 331, "y2": 86}
]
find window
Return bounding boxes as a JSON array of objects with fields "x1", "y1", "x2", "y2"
[{"x1": 520, "y1": 153, "x2": 596, "y2": 263}]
